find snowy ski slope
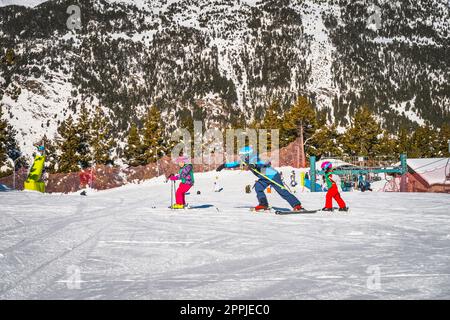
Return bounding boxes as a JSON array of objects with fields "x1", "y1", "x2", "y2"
[{"x1": 0, "y1": 170, "x2": 449, "y2": 299}]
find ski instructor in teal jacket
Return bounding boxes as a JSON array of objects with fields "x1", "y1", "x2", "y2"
[{"x1": 216, "y1": 146, "x2": 303, "y2": 212}]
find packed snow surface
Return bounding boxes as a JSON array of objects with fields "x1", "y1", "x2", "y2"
[{"x1": 1, "y1": 170, "x2": 449, "y2": 299}]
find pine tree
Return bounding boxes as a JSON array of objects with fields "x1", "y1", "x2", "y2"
[
  {"x1": 90, "y1": 106, "x2": 115, "y2": 165},
  {"x1": 281, "y1": 96, "x2": 317, "y2": 166},
  {"x1": 141, "y1": 106, "x2": 167, "y2": 164},
  {"x1": 342, "y1": 107, "x2": 383, "y2": 157},
  {"x1": 436, "y1": 124, "x2": 450, "y2": 157},
  {"x1": 57, "y1": 116, "x2": 80, "y2": 173},
  {"x1": 307, "y1": 110, "x2": 342, "y2": 158},
  {"x1": 76, "y1": 105, "x2": 92, "y2": 169},
  {"x1": 408, "y1": 124, "x2": 440, "y2": 158},
  {"x1": 309, "y1": 124, "x2": 343, "y2": 158},
  {"x1": 282, "y1": 96, "x2": 317, "y2": 145},
  {"x1": 124, "y1": 123, "x2": 144, "y2": 166},
  {"x1": 395, "y1": 127, "x2": 410, "y2": 155},
  {"x1": 40, "y1": 135, "x2": 58, "y2": 174},
  {"x1": 262, "y1": 100, "x2": 283, "y2": 129},
  {"x1": 0, "y1": 106, "x2": 24, "y2": 176},
  {"x1": 5, "y1": 124, "x2": 24, "y2": 167},
  {"x1": 375, "y1": 130, "x2": 397, "y2": 156}
]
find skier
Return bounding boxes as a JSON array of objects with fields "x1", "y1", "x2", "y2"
[
  {"x1": 290, "y1": 170, "x2": 298, "y2": 187},
  {"x1": 37, "y1": 145, "x2": 45, "y2": 156},
  {"x1": 168, "y1": 156, "x2": 194, "y2": 209},
  {"x1": 358, "y1": 174, "x2": 366, "y2": 192},
  {"x1": 216, "y1": 146, "x2": 303, "y2": 212},
  {"x1": 364, "y1": 179, "x2": 373, "y2": 192},
  {"x1": 213, "y1": 175, "x2": 222, "y2": 192},
  {"x1": 321, "y1": 161, "x2": 348, "y2": 212}
]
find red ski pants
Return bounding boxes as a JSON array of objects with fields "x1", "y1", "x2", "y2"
[
  {"x1": 325, "y1": 184, "x2": 346, "y2": 209},
  {"x1": 176, "y1": 183, "x2": 192, "y2": 205}
]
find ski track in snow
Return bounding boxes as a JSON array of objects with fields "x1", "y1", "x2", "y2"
[{"x1": 0, "y1": 170, "x2": 450, "y2": 299}]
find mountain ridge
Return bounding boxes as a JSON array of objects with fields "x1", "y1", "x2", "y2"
[{"x1": 0, "y1": 0, "x2": 449, "y2": 158}]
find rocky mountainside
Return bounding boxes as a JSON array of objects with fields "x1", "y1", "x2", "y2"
[{"x1": 0, "y1": 0, "x2": 449, "y2": 158}]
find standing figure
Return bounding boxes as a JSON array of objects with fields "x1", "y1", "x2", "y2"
[
  {"x1": 290, "y1": 170, "x2": 298, "y2": 187},
  {"x1": 169, "y1": 156, "x2": 194, "y2": 209},
  {"x1": 322, "y1": 161, "x2": 348, "y2": 212},
  {"x1": 358, "y1": 174, "x2": 366, "y2": 192}
]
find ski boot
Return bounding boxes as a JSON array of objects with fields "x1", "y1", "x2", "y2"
[
  {"x1": 253, "y1": 205, "x2": 270, "y2": 212},
  {"x1": 171, "y1": 204, "x2": 185, "y2": 209},
  {"x1": 322, "y1": 207, "x2": 334, "y2": 212},
  {"x1": 292, "y1": 205, "x2": 303, "y2": 211},
  {"x1": 338, "y1": 207, "x2": 349, "y2": 212}
]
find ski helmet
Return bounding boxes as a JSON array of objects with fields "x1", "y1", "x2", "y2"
[
  {"x1": 321, "y1": 161, "x2": 332, "y2": 170},
  {"x1": 238, "y1": 146, "x2": 254, "y2": 163},
  {"x1": 175, "y1": 155, "x2": 191, "y2": 164},
  {"x1": 238, "y1": 146, "x2": 254, "y2": 156}
]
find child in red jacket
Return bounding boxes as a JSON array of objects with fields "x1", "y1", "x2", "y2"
[{"x1": 321, "y1": 161, "x2": 348, "y2": 212}]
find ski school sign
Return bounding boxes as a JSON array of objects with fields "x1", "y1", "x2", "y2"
[{"x1": 170, "y1": 121, "x2": 280, "y2": 166}]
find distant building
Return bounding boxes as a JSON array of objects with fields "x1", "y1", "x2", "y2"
[{"x1": 406, "y1": 158, "x2": 450, "y2": 193}]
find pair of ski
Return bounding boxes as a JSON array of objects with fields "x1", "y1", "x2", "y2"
[
  {"x1": 250, "y1": 207, "x2": 317, "y2": 215},
  {"x1": 251, "y1": 207, "x2": 349, "y2": 215},
  {"x1": 167, "y1": 205, "x2": 220, "y2": 212}
]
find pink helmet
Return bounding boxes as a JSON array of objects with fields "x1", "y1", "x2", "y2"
[
  {"x1": 174, "y1": 155, "x2": 191, "y2": 164},
  {"x1": 321, "y1": 161, "x2": 332, "y2": 170}
]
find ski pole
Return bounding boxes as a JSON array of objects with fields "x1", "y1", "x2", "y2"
[{"x1": 170, "y1": 180, "x2": 174, "y2": 209}]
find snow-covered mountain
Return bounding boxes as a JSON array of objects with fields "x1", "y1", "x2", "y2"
[{"x1": 0, "y1": 0, "x2": 449, "y2": 158}]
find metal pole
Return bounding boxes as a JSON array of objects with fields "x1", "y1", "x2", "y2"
[
  {"x1": 310, "y1": 156, "x2": 316, "y2": 192},
  {"x1": 400, "y1": 153, "x2": 408, "y2": 192},
  {"x1": 171, "y1": 181, "x2": 173, "y2": 209},
  {"x1": 400, "y1": 153, "x2": 408, "y2": 175}
]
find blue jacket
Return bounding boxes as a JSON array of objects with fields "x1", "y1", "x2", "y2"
[{"x1": 224, "y1": 154, "x2": 278, "y2": 179}]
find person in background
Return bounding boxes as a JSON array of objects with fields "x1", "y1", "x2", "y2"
[
  {"x1": 322, "y1": 161, "x2": 348, "y2": 212},
  {"x1": 358, "y1": 174, "x2": 366, "y2": 192},
  {"x1": 365, "y1": 179, "x2": 373, "y2": 192},
  {"x1": 169, "y1": 156, "x2": 194, "y2": 209}
]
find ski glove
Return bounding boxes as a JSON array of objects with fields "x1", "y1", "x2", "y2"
[
  {"x1": 216, "y1": 163, "x2": 225, "y2": 172},
  {"x1": 169, "y1": 175, "x2": 179, "y2": 181}
]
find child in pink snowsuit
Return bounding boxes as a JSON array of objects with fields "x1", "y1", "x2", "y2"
[{"x1": 169, "y1": 156, "x2": 194, "y2": 208}]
